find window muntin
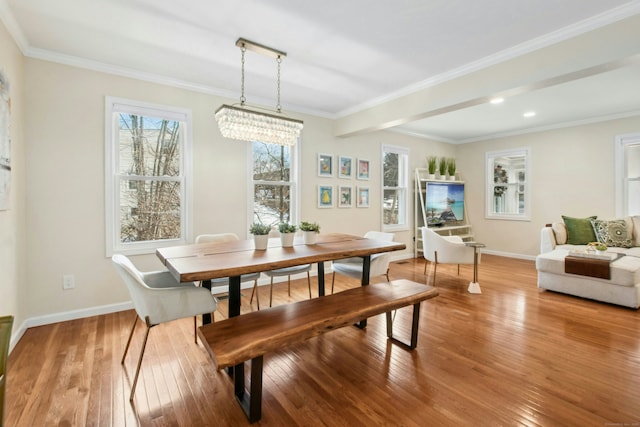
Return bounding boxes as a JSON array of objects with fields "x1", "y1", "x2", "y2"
[
  {"x1": 251, "y1": 142, "x2": 297, "y2": 228},
  {"x1": 486, "y1": 148, "x2": 530, "y2": 220},
  {"x1": 106, "y1": 97, "x2": 192, "y2": 255},
  {"x1": 382, "y1": 145, "x2": 409, "y2": 230}
]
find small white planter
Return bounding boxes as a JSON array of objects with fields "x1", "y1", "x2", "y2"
[
  {"x1": 428, "y1": 173, "x2": 436, "y2": 180},
  {"x1": 280, "y1": 232, "x2": 295, "y2": 248},
  {"x1": 449, "y1": 175, "x2": 456, "y2": 181},
  {"x1": 302, "y1": 231, "x2": 317, "y2": 244},
  {"x1": 253, "y1": 234, "x2": 269, "y2": 250},
  {"x1": 596, "y1": 250, "x2": 607, "y2": 255}
]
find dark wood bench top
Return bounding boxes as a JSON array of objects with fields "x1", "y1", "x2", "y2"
[{"x1": 198, "y1": 279, "x2": 439, "y2": 370}]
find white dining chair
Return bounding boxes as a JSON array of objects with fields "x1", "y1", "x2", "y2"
[
  {"x1": 112, "y1": 254, "x2": 218, "y2": 401},
  {"x1": 263, "y1": 264, "x2": 313, "y2": 307},
  {"x1": 331, "y1": 231, "x2": 394, "y2": 293}
]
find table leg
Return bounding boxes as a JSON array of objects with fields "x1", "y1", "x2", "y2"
[
  {"x1": 317, "y1": 261, "x2": 325, "y2": 296},
  {"x1": 467, "y1": 248, "x2": 482, "y2": 294},
  {"x1": 356, "y1": 255, "x2": 372, "y2": 328},
  {"x1": 227, "y1": 276, "x2": 242, "y2": 377},
  {"x1": 202, "y1": 279, "x2": 213, "y2": 325},
  {"x1": 228, "y1": 276, "x2": 241, "y2": 317}
]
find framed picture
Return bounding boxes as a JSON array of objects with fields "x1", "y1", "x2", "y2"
[
  {"x1": 338, "y1": 185, "x2": 353, "y2": 208},
  {"x1": 338, "y1": 155, "x2": 353, "y2": 179},
  {"x1": 357, "y1": 158, "x2": 370, "y2": 180},
  {"x1": 318, "y1": 185, "x2": 334, "y2": 208},
  {"x1": 356, "y1": 186, "x2": 370, "y2": 208},
  {"x1": 318, "y1": 153, "x2": 333, "y2": 177}
]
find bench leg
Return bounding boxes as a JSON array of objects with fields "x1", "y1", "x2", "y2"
[
  {"x1": 234, "y1": 357, "x2": 263, "y2": 423},
  {"x1": 386, "y1": 302, "x2": 421, "y2": 350},
  {"x1": 356, "y1": 255, "x2": 372, "y2": 329}
]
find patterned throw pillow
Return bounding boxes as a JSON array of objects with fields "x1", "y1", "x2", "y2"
[
  {"x1": 590, "y1": 219, "x2": 633, "y2": 248},
  {"x1": 562, "y1": 215, "x2": 597, "y2": 245}
]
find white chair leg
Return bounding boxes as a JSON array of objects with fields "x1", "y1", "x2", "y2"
[
  {"x1": 331, "y1": 271, "x2": 336, "y2": 294},
  {"x1": 129, "y1": 316, "x2": 153, "y2": 401},
  {"x1": 250, "y1": 279, "x2": 260, "y2": 310},
  {"x1": 121, "y1": 314, "x2": 138, "y2": 364},
  {"x1": 269, "y1": 276, "x2": 275, "y2": 307}
]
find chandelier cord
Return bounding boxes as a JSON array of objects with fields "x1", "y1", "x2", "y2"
[
  {"x1": 240, "y1": 46, "x2": 246, "y2": 105},
  {"x1": 276, "y1": 56, "x2": 282, "y2": 113}
]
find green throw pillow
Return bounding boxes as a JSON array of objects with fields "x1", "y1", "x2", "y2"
[
  {"x1": 562, "y1": 215, "x2": 597, "y2": 245},
  {"x1": 590, "y1": 219, "x2": 633, "y2": 248}
]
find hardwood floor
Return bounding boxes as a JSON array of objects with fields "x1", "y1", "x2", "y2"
[{"x1": 5, "y1": 255, "x2": 640, "y2": 426}]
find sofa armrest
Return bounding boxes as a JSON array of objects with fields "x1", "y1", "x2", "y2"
[{"x1": 540, "y1": 225, "x2": 557, "y2": 254}]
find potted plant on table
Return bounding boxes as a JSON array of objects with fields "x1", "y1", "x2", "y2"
[
  {"x1": 426, "y1": 156, "x2": 437, "y2": 180},
  {"x1": 299, "y1": 221, "x2": 320, "y2": 244},
  {"x1": 278, "y1": 222, "x2": 297, "y2": 248},
  {"x1": 249, "y1": 222, "x2": 271, "y2": 250}
]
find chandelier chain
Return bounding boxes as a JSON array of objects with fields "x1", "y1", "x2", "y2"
[
  {"x1": 240, "y1": 46, "x2": 246, "y2": 105},
  {"x1": 276, "y1": 56, "x2": 282, "y2": 113}
]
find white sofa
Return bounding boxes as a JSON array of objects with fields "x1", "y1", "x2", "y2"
[{"x1": 536, "y1": 217, "x2": 640, "y2": 308}]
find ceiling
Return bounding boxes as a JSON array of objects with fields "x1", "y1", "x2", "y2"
[{"x1": 2, "y1": 0, "x2": 640, "y2": 143}]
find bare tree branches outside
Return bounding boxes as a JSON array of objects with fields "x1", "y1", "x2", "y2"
[{"x1": 118, "y1": 114, "x2": 182, "y2": 243}]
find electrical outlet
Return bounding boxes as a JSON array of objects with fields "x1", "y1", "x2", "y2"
[{"x1": 63, "y1": 274, "x2": 75, "y2": 290}]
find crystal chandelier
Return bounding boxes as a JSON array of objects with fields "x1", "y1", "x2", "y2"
[{"x1": 215, "y1": 38, "x2": 303, "y2": 146}]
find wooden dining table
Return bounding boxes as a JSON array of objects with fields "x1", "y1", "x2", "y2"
[{"x1": 156, "y1": 233, "x2": 406, "y2": 323}]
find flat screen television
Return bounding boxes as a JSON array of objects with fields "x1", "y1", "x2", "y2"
[{"x1": 425, "y1": 182, "x2": 465, "y2": 224}]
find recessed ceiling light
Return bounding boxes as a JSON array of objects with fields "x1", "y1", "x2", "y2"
[
  {"x1": 490, "y1": 97, "x2": 504, "y2": 105},
  {"x1": 523, "y1": 111, "x2": 536, "y2": 118}
]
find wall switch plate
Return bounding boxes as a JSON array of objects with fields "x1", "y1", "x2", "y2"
[{"x1": 63, "y1": 274, "x2": 75, "y2": 290}]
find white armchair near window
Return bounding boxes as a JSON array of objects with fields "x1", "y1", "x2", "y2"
[
  {"x1": 421, "y1": 227, "x2": 477, "y2": 285},
  {"x1": 112, "y1": 254, "x2": 218, "y2": 401}
]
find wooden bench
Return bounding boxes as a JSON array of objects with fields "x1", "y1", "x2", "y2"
[{"x1": 197, "y1": 279, "x2": 439, "y2": 423}]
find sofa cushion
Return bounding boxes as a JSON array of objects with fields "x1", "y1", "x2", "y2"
[
  {"x1": 632, "y1": 216, "x2": 640, "y2": 246},
  {"x1": 562, "y1": 215, "x2": 597, "y2": 245},
  {"x1": 552, "y1": 222, "x2": 567, "y2": 245},
  {"x1": 591, "y1": 219, "x2": 633, "y2": 248}
]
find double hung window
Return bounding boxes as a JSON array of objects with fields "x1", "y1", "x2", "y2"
[
  {"x1": 382, "y1": 145, "x2": 409, "y2": 230},
  {"x1": 615, "y1": 133, "x2": 640, "y2": 216},
  {"x1": 105, "y1": 97, "x2": 192, "y2": 255}
]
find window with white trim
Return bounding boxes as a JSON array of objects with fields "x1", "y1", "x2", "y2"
[
  {"x1": 615, "y1": 133, "x2": 640, "y2": 217},
  {"x1": 105, "y1": 97, "x2": 192, "y2": 256},
  {"x1": 249, "y1": 141, "x2": 298, "y2": 229},
  {"x1": 486, "y1": 147, "x2": 530, "y2": 221},
  {"x1": 382, "y1": 145, "x2": 409, "y2": 230}
]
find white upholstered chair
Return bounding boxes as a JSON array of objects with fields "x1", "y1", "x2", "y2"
[
  {"x1": 112, "y1": 254, "x2": 218, "y2": 401},
  {"x1": 331, "y1": 231, "x2": 394, "y2": 293},
  {"x1": 195, "y1": 233, "x2": 262, "y2": 307},
  {"x1": 263, "y1": 264, "x2": 313, "y2": 307},
  {"x1": 421, "y1": 226, "x2": 477, "y2": 285}
]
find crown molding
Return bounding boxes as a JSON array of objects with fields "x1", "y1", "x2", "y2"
[{"x1": 0, "y1": 0, "x2": 28, "y2": 53}]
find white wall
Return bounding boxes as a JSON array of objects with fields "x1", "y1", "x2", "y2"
[
  {"x1": 0, "y1": 17, "x2": 25, "y2": 342},
  {"x1": 456, "y1": 116, "x2": 640, "y2": 258},
  {"x1": 21, "y1": 58, "x2": 454, "y2": 321}
]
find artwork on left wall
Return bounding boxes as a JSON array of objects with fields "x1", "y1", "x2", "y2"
[{"x1": 0, "y1": 70, "x2": 11, "y2": 211}]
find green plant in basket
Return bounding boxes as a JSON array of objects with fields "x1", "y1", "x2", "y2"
[
  {"x1": 278, "y1": 222, "x2": 297, "y2": 233},
  {"x1": 299, "y1": 221, "x2": 320, "y2": 233},
  {"x1": 249, "y1": 222, "x2": 271, "y2": 235}
]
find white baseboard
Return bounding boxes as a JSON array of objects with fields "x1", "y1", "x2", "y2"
[{"x1": 9, "y1": 301, "x2": 133, "y2": 354}]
